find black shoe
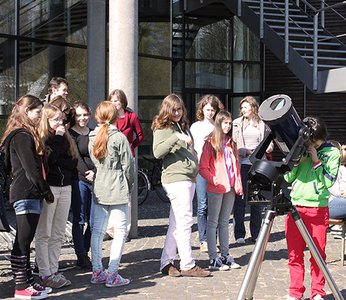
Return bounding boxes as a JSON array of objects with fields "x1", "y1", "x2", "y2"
[
  {"x1": 103, "y1": 233, "x2": 113, "y2": 241},
  {"x1": 125, "y1": 236, "x2": 131, "y2": 243},
  {"x1": 58, "y1": 262, "x2": 76, "y2": 272},
  {"x1": 76, "y1": 254, "x2": 92, "y2": 270}
]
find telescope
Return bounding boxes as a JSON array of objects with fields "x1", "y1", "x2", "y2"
[
  {"x1": 246, "y1": 94, "x2": 310, "y2": 213},
  {"x1": 237, "y1": 94, "x2": 344, "y2": 300}
]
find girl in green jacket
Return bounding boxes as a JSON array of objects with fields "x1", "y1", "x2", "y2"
[{"x1": 152, "y1": 94, "x2": 210, "y2": 278}]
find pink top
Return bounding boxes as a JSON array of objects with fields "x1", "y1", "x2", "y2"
[{"x1": 199, "y1": 138, "x2": 243, "y2": 195}]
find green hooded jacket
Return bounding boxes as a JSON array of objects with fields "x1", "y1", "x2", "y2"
[{"x1": 284, "y1": 142, "x2": 340, "y2": 207}]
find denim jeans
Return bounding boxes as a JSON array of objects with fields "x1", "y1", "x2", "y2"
[
  {"x1": 233, "y1": 164, "x2": 263, "y2": 240},
  {"x1": 329, "y1": 197, "x2": 346, "y2": 219},
  {"x1": 71, "y1": 180, "x2": 94, "y2": 255},
  {"x1": 207, "y1": 189, "x2": 235, "y2": 260},
  {"x1": 196, "y1": 173, "x2": 208, "y2": 243},
  {"x1": 91, "y1": 202, "x2": 128, "y2": 274}
]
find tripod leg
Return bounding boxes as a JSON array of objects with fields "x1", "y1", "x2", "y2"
[
  {"x1": 237, "y1": 210, "x2": 276, "y2": 300},
  {"x1": 290, "y1": 207, "x2": 344, "y2": 300}
]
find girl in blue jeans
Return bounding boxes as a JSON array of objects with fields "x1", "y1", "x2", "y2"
[
  {"x1": 69, "y1": 102, "x2": 95, "y2": 269},
  {"x1": 190, "y1": 95, "x2": 223, "y2": 252},
  {"x1": 88, "y1": 101, "x2": 134, "y2": 288},
  {"x1": 199, "y1": 111, "x2": 243, "y2": 271}
]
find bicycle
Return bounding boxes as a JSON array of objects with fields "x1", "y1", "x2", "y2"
[{"x1": 137, "y1": 155, "x2": 170, "y2": 205}]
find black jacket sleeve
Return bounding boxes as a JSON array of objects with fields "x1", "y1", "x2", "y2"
[{"x1": 11, "y1": 132, "x2": 51, "y2": 196}]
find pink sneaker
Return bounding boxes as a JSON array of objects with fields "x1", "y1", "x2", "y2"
[
  {"x1": 105, "y1": 272, "x2": 130, "y2": 288},
  {"x1": 90, "y1": 270, "x2": 107, "y2": 284},
  {"x1": 14, "y1": 286, "x2": 47, "y2": 299}
]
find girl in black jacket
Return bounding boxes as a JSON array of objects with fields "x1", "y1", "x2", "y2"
[{"x1": 1, "y1": 95, "x2": 54, "y2": 300}]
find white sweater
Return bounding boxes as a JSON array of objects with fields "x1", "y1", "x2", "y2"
[{"x1": 190, "y1": 121, "x2": 214, "y2": 162}]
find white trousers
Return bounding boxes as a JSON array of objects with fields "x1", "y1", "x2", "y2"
[
  {"x1": 35, "y1": 186, "x2": 71, "y2": 277},
  {"x1": 160, "y1": 180, "x2": 196, "y2": 271}
]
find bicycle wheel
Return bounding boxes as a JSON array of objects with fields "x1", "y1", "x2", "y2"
[
  {"x1": 137, "y1": 170, "x2": 150, "y2": 205},
  {"x1": 154, "y1": 184, "x2": 170, "y2": 203}
]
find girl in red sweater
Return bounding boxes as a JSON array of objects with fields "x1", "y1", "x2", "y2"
[{"x1": 199, "y1": 110, "x2": 243, "y2": 271}]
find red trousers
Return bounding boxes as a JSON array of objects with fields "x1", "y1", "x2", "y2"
[{"x1": 285, "y1": 206, "x2": 329, "y2": 299}]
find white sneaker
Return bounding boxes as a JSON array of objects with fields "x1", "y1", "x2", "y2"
[
  {"x1": 312, "y1": 295, "x2": 324, "y2": 300},
  {"x1": 285, "y1": 295, "x2": 301, "y2": 300},
  {"x1": 236, "y1": 238, "x2": 246, "y2": 244},
  {"x1": 209, "y1": 257, "x2": 229, "y2": 271},
  {"x1": 221, "y1": 255, "x2": 241, "y2": 269}
]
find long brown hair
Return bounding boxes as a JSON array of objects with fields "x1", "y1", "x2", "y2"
[
  {"x1": 107, "y1": 89, "x2": 128, "y2": 109},
  {"x1": 151, "y1": 94, "x2": 189, "y2": 131},
  {"x1": 1, "y1": 95, "x2": 44, "y2": 155},
  {"x1": 39, "y1": 104, "x2": 78, "y2": 159},
  {"x1": 93, "y1": 101, "x2": 118, "y2": 160},
  {"x1": 210, "y1": 110, "x2": 235, "y2": 157},
  {"x1": 195, "y1": 94, "x2": 224, "y2": 121}
]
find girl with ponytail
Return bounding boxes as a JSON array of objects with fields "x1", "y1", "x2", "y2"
[{"x1": 88, "y1": 101, "x2": 134, "y2": 287}]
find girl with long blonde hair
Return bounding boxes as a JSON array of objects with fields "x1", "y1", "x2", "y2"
[
  {"x1": 152, "y1": 94, "x2": 210, "y2": 278},
  {"x1": 1, "y1": 95, "x2": 54, "y2": 299},
  {"x1": 35, "y1": 103, "x2": 78, "y2": 289},
  {"x1": 199, "y1": 110, "x2": 242, "y2": 271},
  {"x1": 88, "y1": 101, "x2": 133, "y2": 287}
]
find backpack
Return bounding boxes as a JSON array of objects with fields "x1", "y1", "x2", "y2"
[{"x1": 0, "y1": 128, "x2": 25, "y2": 232}]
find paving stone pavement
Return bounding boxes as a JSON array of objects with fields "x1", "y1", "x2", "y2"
[{"x1": 0, "y1": 191, "x2": 345, "y2": 299}]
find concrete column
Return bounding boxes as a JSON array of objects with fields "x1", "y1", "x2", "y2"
[
  {"x1": 87, "y1": 0, "x2": 106, "y2": 113},
  {"x1": 109, "y1": 0, "x2": 138, "y2": 238}
]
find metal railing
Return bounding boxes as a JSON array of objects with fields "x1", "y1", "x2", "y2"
[{"x1": 239, "y1": 0, "x2": 346, "y2": 91}]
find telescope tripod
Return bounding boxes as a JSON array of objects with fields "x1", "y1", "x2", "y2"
[{"x1": 236, "y1": 206, "x2": 344, "y2": 300}]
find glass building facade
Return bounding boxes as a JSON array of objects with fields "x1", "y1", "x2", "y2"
[{"x1": 0, "y1": 0, "x2": 262, "y2": 156}]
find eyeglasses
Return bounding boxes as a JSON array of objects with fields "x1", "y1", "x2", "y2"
[{"x1": 173, "y1": 107, "x2": 182, "y2": 114}]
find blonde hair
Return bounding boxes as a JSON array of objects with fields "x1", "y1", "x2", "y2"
[
  {"x1": 93, "y1": 101, "x2": 118, "y2": 160},
  {"x1": 151, "y1": 94, "x2": 189, "y2": 131},
  {"x1": 239, "y1": 96, "x2": 260, "y2": 123},
  {"x1": 1, "y1": 95, "x2": 44, "y2": 155},
  {"x1": 210, "y1": 110, "x2": 236, "y2": 157},
  {"x1": 39, "y1": 104, "x2": 78, "y2": 158}
]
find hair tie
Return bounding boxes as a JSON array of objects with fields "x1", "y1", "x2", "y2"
[{"x1": 101, "y1": 121, "x2": 110, "y2": 126}]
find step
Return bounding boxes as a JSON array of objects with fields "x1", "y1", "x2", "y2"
[
  {"x1": 295, "y1": 47, "x2": 346, "y2": 54},
  {"x1": 289, "y1": 40, "x2": 341, "y2": 47},
  {"x1": 244, "y1": 0, "x2": 296, "y2": 6},
  {"x1": 313, "y1": 64, "x2": 346, "y2": 69},
  {"x1": 302, "y1": 55, "x2": 346, "y2": 61},
  {"x1": 278, "y1": 32, "x2": 331, "y2": 39},
  {"x1": 264, "y1": 18, "x2": 314, "y2": 26},
  {"x1": 258, "y1": 12, "x2": 309, "y2": 19},
  {"x1": 270, "y1": 25, "x2": 324, "y2": 33},
  {"x1": 248, "y1": 5, "x2": 301, "y2": 13}
]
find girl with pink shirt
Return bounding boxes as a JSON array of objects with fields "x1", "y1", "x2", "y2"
[{"x1": 199, "y1": 110, "x2": 243, "y2": 271}]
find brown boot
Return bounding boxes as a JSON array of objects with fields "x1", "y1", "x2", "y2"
[
  {"x1": 161, "y1": 263, "x2": 181, "y2": 277},
  {"x1": 181, "y1": 265, "x2": 211, "y2": 277}
]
